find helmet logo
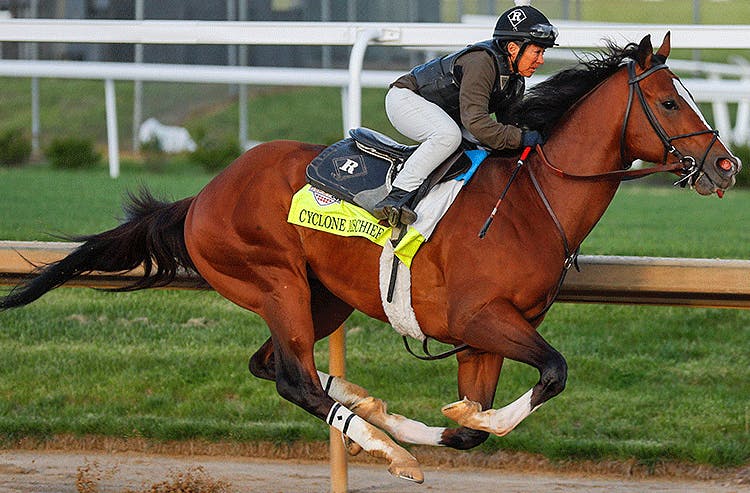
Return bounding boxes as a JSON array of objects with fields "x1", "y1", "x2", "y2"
[{"x1": 507, "y1": 9, "x2": 527, "y2": 30}]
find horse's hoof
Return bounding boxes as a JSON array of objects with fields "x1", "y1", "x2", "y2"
[
  {"x1": 441, "y1": 398, "x2": 482, "y2": 424},
  {"x1": 387, "y1": 460, "x2": 424, "y2": 484},
  {"x1": 342, "y1": 435, "x2": 363, "y2": 456}
]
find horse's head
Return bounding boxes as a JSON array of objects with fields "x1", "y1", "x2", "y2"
[{"x1": 622, "y1": 32, "x2": 742, "y2": 196}]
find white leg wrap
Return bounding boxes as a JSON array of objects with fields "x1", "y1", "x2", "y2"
[
  {"x1": 327, "y1": 404, "x2": 365, "y2": 441},
  {"x1": 318, "y1": 371, "x2": 367, "y2": 406},
  {"x1": 326, "y1": 403, "x2": 395, "y2": 455},
  {"x1": 319, "y1": 371, "x2": 445, "y2": 446},
  {"x1": 325, "y1": 402, "x2": 425, "y2": 483},
  {"x1": 378, "y1": 413, "x2": 445, "y2": 446}
]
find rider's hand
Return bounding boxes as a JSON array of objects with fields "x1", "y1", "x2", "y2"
[{"x1": 521, "y1": 130, "x2": 544, "y2": 148}]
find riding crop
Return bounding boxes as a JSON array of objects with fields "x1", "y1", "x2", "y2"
[{"x1": 478, "y1": 145, "x2": 532, "y2": 239}]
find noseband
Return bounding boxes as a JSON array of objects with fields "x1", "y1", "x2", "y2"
[{"x1": 620, "y1": 59, "x2": 719, "y2": 187}]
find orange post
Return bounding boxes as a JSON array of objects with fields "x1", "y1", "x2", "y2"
[{"x1": 328, "y1": 325, "x2": 348, "y2": 493}]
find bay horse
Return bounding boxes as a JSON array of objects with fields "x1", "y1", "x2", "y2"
[{"x1": 0, "y1": 34, "x2": 741, "y2": 483}]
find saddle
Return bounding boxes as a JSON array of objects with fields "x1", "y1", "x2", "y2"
[{"x1": 306, "y1": 128, "x2": 474, "y2": 216}]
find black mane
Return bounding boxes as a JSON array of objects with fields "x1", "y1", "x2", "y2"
[{"x1": 508, "y1": 41, "x2": 645, "y2": 137}]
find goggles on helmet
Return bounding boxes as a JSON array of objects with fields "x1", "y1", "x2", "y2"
[
  {"x1": 494, "y1": 23, "x2": 558, "y2": 47},
  {"x1": 528, "y1": 23, "x2": 558, "y2": 42}
]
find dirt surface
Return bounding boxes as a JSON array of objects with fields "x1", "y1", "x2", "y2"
[{"x1": 0, "y1": 439, "x2": 748, "y2": 493}]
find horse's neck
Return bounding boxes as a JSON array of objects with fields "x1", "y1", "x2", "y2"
[{"x1": 532, "y1": 72, "x2": 628, "y2": 251}]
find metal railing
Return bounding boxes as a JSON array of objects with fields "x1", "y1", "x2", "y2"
[{"x1": 1, "y1": 20, "x2": 750, "y2": 178}]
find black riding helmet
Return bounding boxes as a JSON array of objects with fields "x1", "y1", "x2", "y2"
[
  {"x1": 493, "y1": 5, "x2": 558, "y2": 48},
  {"x1": 493, "y1": 5, "x2": 557, "y2": 73}
]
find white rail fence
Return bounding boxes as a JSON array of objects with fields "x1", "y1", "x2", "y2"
[{"x1": 1, "y1": 20, "x2": 749, "y2": 177}]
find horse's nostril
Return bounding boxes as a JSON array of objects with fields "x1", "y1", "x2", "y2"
[{"x1": 718, "y1": 158, "x2": 733, "y2": 171}]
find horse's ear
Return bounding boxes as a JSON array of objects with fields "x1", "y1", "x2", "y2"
[
  {"x1": 635, "y1": 34, "x2": 654, "y2": 68},
  {"x1": 635, "y1": 34, "x2": 656, "y2": 68},
  {"x1": 656, "y1": 31, "x2": 671, "y2": 60}
]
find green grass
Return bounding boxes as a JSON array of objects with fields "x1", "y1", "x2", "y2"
[
  {"x1": 0, "y1": 165, "x2": 211, "y2": 240},
  {"x1": 0, "y1": 165, "x2": 748, "y2": 467},
  {"x1": 584, "y1": 183, "x2": 750, "y2": 258},
  {"x1": 0, "y1": 77, "x2": 397, "y2": 154}
]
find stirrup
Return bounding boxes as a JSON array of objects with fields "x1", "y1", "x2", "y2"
[{"x1": 385, "y1": 205, "x2": 417, "y2": 227}]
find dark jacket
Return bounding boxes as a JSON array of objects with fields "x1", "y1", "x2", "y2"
[{"x1": 392, "y1": 39, "x2": 524, "y2": 149}]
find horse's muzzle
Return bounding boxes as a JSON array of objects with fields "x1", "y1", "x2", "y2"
[{"x1": 693, "y1": 154, "x2": 742, "y2": 197}]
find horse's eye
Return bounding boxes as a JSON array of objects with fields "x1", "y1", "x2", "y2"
[{"x1": 662, "y1": 99, "x2": 678, "y2": 110}]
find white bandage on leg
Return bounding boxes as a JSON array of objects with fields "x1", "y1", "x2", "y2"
[
  {"x1": 326, "y1": 403, "x2": 381, "y2": 450},
  {"x1": 326, "y1": 402, "x2": 425, "y2": 483},
  {"x1": 319, "y1": 371, "x2": 445, "y2": 446}
]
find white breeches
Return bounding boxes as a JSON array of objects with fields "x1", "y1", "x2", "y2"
[{"x1": 385, "y1": 87, "x2": 463, "y2": 192}]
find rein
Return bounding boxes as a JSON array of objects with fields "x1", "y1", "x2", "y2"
[
  {"x1": 621, "y1": 59, "x2": 719, "y2": 187},
  {"x1": 535, "y1": 144, "x2": 687, "y2": 182}
]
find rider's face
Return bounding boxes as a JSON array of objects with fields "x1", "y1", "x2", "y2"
[{"x1": 509, "y1": 42, "x2": 546, "y2": 77}]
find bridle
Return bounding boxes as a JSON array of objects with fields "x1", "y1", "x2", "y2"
[{"x1": 620, "y1": 58, "x2": 720, "y2": 187}]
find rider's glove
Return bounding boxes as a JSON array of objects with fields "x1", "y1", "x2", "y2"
[{"x1": 521, "y1": 130, "x2": 544, "y2": 148}]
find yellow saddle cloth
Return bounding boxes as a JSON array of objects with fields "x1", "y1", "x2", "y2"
[{"x1": 288, "y1": 184, "x2": 427, "y2": 268}]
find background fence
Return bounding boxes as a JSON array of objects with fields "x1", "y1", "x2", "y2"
[{"x1": 1, "y1": 18, "x2": 749, "y2": 177}]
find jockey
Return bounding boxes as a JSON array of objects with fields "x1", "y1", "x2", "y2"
[{"x1": 372, "y1": 4, "x2": 558, "y2": 225}]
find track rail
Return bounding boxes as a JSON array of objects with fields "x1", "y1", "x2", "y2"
[{"x1": 1, "y1": 241, "x2": 749, "y2": 309}]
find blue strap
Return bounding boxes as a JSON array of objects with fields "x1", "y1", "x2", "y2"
[{"x1": 454, "y1": 149, "x2": 491, "y2": 182}]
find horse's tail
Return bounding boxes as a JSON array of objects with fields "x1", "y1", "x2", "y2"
[{"x1": 0, "y1": 188, "x2": 202, "y2": 310}]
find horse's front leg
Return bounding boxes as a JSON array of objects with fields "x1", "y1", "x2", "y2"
[
  {"x1": 436, "y1": 349, "x2": 504, "y2": 449},
  {"x1": 442, "y1": 302, "x2": 567, "y2": 437},
  {"x1": 268, "y1": 317, "x2": 423, "y2": 482}
]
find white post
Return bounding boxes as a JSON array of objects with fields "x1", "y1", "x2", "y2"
[
  {"x1": 709, "y1": 74, "x2": 733, "y2": 144},
  {"x1": 734, "y1": 84, "x2": 750, "y2": 146},
  {"x1": 238, "y1": 0, "x2": 248, "y2": 149},
  {"x1": 30, "y1": 0, "x2": 40, "y2": 156},
  {"x1": 340, "y1": 87, "x2": 348, "y2": 138},
  {"x1": 31, "y1": 77, "x2": 40, "y2": 157},
  {"x1": 105, "y1": 79, "x2": 120, "y2": 178},
  {"x1": 730, "y1": 56, "x2": 750, "y2": 146},
  {"x1": 226, "y1": 0, "x2": 237, "y2": 67},
  {"x1": 321, "y1": 0, "x2": 332, "y2": 68},
  {"x1": 346, "y1": 29, "x2": 382, "y2": 133},
  {"x1": 133, "y1": 0, "x2": 144, "y2": 152}
]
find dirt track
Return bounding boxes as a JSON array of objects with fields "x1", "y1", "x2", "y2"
[{"x1": 1, "y1": 447, "x2": 748, "y2": 493}]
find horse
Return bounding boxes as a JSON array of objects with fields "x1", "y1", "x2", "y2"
[{"x1": 0, "y1": 33, "x2": 741, "y2": 483}]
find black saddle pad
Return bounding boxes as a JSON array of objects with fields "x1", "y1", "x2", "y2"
[
  {"x1": 306, "y1": 128, "x2": 473, "y2": 213},
  {"x1": 306, "y1": 138, "x2": 398, "y2": 212}
]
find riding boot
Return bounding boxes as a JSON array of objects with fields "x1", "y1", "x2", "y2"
[{"x1": 372, "y1": 187, "x2": 418, "y2": 226}]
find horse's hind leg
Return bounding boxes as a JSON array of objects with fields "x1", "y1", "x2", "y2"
[
  {"x1": 244, "y1": 277, "x2": 423, "y2": 482},
  {"x1": 249, "y1": 280, "x2": 449, "y2": 448},
  {"x1": 432, "y1": 349, "x2": 503, "y2": 450},
  {"x1": 249, "y1": 276, "x2": 353, "y2": 381}
]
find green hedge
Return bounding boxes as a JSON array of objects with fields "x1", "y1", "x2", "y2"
[
  {"x1": 0, "y1": 128, "x2": 32, "y2": 167},
  {"x1": 45, "y1": 137, "x2": 101, "y2": 170}
]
